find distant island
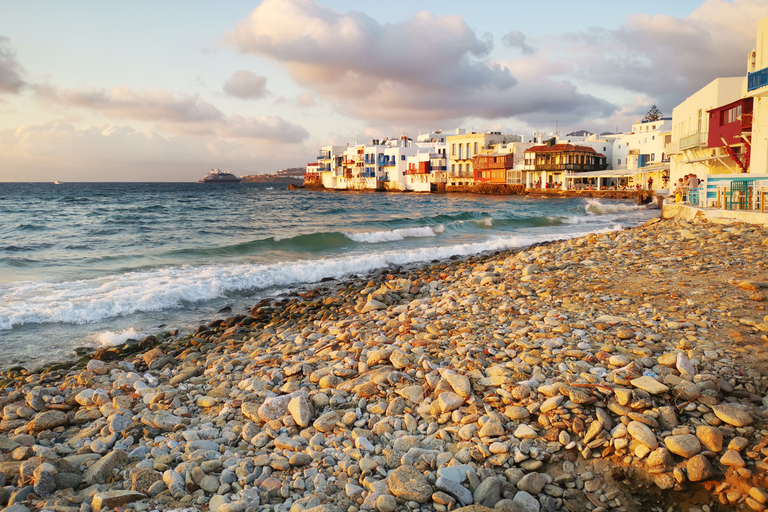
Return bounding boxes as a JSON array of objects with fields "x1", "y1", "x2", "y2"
[{"x1": 240, "y1": 167, "x2": 304, "y2": 183}]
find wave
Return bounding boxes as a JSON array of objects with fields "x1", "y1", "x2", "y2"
[
  {"x1": 17, "y1": 224, "x2": 47, "y2": 232},
  {"x1": 91, "y1": 327, "x2": 143, "y2": 346},
  {"x1": 584, "y1": 198, "x2": 644, "y2": 214},
  {"x1": 0, "y1": 226, "x2": 618, "y2": 330},
  {"x1": 345, "y1": 225, "x2": 444, "y2": 243}
]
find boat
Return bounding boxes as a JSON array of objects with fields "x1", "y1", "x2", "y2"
[
  {"x1": 198, "y1": 169, "x2": 241, "y2": 184},
  {"x1": 53, "y1": 181, "x2": 62, "y2": 185}
]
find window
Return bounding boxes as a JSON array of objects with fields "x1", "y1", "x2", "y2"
[
  {"x1": 451, "y1": 164, "x2": 455, "y2": 174},
  {"x1": 474, "y1": 142, "x2": 478, "y2": 154},
  {"x1": 459, "y1": 146, "x2": 463, "y2": 159},
  {"x1": 401, "y1": 155, "x2": 405, "y2": 161},
  {"x1": 618, "y1": 159, "x2": 621, "y2": 165},
  {"x1": 452, "y1": 144, "x2": 456, "y2": 156}
]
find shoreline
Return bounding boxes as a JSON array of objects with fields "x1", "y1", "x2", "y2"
[
  {"x1": 1, "y1": 215, "x2": 768, "y2": 512},
  {"x1": 1, "y1": 194, "x2": 654, "y2": 377}
]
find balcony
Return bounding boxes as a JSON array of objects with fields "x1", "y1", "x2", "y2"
[
  {"x1": 748, "y1": 66, "x2": 768, "y2": 92},
  {"x1": 679, "y1": 132, "x2": 708, "y2": 151}
]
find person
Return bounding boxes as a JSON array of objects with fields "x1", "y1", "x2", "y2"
[
  {"x1": 674, "y1": 178, "x2": 685, "y2": 203},
  {"x1": 686, "y1": 174, "x2": 699, "y2": 188},
  {"x1": 647, "y1": 177, "x2": 653, "y2": 190}
]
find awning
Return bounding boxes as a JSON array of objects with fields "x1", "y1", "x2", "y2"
[{"x1": 636, "y1": 164, "x2": 670, "y2": 173}]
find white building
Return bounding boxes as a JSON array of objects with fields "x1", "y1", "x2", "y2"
[
  {"x1": 668, "y1": 77, "x2": 745, "y2": 187},
  {"x1": 745, "y1": 15, "x2": 768, "y2": 174}
]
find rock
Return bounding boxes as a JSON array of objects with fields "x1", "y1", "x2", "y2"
[
  {"x1": 513, "y1": 424, "x2": 537, "y2": 439},
  {"x1": 664, "y1": 434, "x2": 701, "y2": 458},
  {"x1": 443, "y1": 371, "x2": 472, "y2": 397},
  {"x1": 720, "y1": 450, "x2": 746, "y2": 468},
  {"x1": 676, "y1": 353, "x2": 696, "y2": 380},
  {"x1": 478, "y1": 418, "x2": 504, "y2": 438},
  {"x1": 627, "y1": 421, "x2": 658, "y2": 449},
  {"x1": 511, "y1": 490, "x2": 540, "y2": 512},
  {"x1": 438, "y1": 392, "x2": 465, "y2": 413},
  {"x1": 131, "y1": 468, "x2": 162, "y2": 492},
  {"x1": 712, "y1": 404, "x2": 753, "y2": 427},
  {"x1": 696, "y1": 425, "x2": 723, "y2": 453},
  {"x1": 91, "y1": 490, "x2": 146, "y2": 510},
  {"x1": 396, "y1": 385, "x2": 424, "y2": 403},
  {"x1": 376, "y1": 494, "x2": 397, "y2": 512},
  {"x1": 630, "y1": 376, "x2": 669, "y2": 395},
  {"x1": 686, "y1": 454, "x2": 715, "y2": 482},
  {"x1": 288, "y1": 395, "x2": 310, "y2": 428},
  {"x1": 435, "y1": 476, "x2": 473, "y2": 506},
  {"x1": 82, "y1": 449, "x2": 128, "y2": 485},
  {"x1": 517, "y1": 472, "x2": 547, "y2": 495},
  {"x1": 313, "y1": 411, "x2": 338, "y2": 432},
  {"x1": 258, "y1": 392, "x2": 305, "y2": 422},
  {"x1": 388, "y1": 465, "x2": 432, "y2": 503},
  {"x1": 28, "y1": 410, "x2": 67, "y2": 431}
]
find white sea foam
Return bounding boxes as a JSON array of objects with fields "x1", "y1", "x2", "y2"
[
  {"x1": 0, "y1": 226, "x2": 620, "y2": 329},
  {"x1": 92, "y1": 327, "x2": 143, "y2": 346},
  {"x1": 475, "y1": 217, "x2": 493, "y2": 227},
  {"x1": 585, "y1": 198, "x2": 644, "y2": 214},
  {"x1": 345, "y1": 225, "x2": 442, "y2": 243}
]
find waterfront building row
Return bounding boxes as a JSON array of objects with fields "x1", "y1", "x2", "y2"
[{"x1": 305, "y1": 15, "x2": 768, "y2": 195}]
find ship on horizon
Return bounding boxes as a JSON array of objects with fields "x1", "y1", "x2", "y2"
[{"x1": 198, "y1": 169, "x2": 241, "y2": 184}]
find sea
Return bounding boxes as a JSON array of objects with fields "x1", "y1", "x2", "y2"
[{"x1": 0, "y1": 182, "x2": 657, "y2": 371}]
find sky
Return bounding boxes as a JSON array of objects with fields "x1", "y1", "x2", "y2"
[{"x1": 0, "y1": 0, "x2": 765, "y2": 182}]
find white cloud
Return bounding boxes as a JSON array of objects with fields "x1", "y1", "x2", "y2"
[
  {"x1": 223, "y1": 70, "x2": 270, "y2": 99},
  {"x1": 34, "y1": 84, "x2": 309, "y2": 143},
  {"x1": 225, "y1": 0, "x2": 603, "y2": 123},
  {"x1": 35, "y1": 84, "x2": 224, "y2": 123},
  {"x1": 502, "y1": 31, "x2": 535, "y2": 55},
  {"x1": 560, "y1": 0, "x2": 763, "y2": 115},
  {"x1": 0, "y1": 36, "x2": 26, "y2": 94},
  {"x1": 0, "y1": 121, "x2": 313, "y2": 181}
]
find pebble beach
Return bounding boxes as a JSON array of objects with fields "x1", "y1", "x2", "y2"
[{"x1": 2, "y1": 215, "x2": 768, "y2": 512}]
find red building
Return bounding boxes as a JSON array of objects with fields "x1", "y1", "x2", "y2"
[
  {"x1": 472, "y1": 153, "x2": 514, "y2": 183},
  {"x1": 707, "y1": 97, "x2": 753, "y2": 172}
]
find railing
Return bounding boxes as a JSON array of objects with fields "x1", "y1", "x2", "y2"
[
  {"x1": 679, "y1": 132, "x2": 708, "y2": 150},
  {"x1": 748, "y1": 66, "x2": 768, "y2": 92},
  {"x1": 665, "y1": 142, "x2": 680, "y2": 154}
]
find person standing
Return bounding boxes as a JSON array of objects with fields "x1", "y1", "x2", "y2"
[{"x1": 647, "y1": 177, "x2": 653, "y2": 190}]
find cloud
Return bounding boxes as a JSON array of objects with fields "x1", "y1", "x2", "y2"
[
  {"x1": 296, "y1": 92, "x2": 315, "y2": 107},
  {"x1": 34, "y1": 84, "x2": 309, "y2": 143},
  {"x1": 0, "y1": 121, "x2": 313, "y2": 181},
  {"x1": 502, "y1": 31, "x2": 535, "y2": 55},
  {"x1": 225, "y1": 0, "x2": 528, "y2": 122},
  {"x1": 561, "y1": 0, "x2": 763, "y2": 114},
  {"x1": 35, "y1": 84, "x2": 224, "y2": 123},
  {"x1": 0, "y1": 36, "x2": 27, "y2": 94},
  {"x1": 223, "y1": 70, "x2": 269, "y2": 99}
]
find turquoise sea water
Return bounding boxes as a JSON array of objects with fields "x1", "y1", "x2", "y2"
[{"x1": 0, "y1": 182, "x2": 657, "y2": 370}]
